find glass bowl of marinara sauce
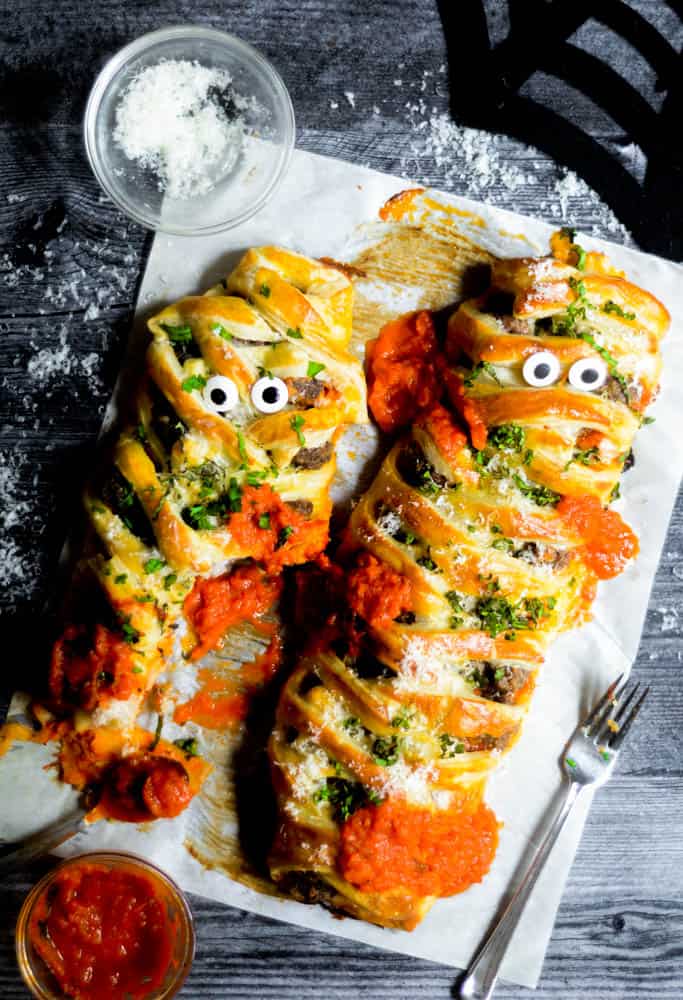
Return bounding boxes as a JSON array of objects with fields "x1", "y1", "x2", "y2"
[{"x1": 15, "y1": 852, "x2": 195, "y2": 999}]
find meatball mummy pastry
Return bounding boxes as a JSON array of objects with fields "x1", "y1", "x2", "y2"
[
  {"x1": 267, "y1": 228, "x2": 669, "y2": 930},
  {"x1": 36, "y1": 248, "x2": 367, "y2": 820}
]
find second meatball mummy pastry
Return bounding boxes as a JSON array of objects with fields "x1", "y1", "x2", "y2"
[{"x1": 267, "y1": 229, "x2": 669, "y2": 930}]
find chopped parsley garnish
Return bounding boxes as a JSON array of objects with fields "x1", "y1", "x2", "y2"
[
  {"x1": 559, "y1": 228, "x2": 588, "y2": 271},
  {"x1": 119, "y1": 615, "x2": 140, "y2": 645},
  {"x1": 290, "y1": 414, "x2": 306, "y2": 446},
  {"x1": 464, "y1": 360, "x2": 501, "y2": 388},
  {"x1": 135, "y1": 422, "x2": 147, "y2": 442},
  {"x1": 237, "y1": 431, "x2": 249, "y2": 465},
  {"x1": 174, "y1": 737, "x2": 200, "y2": 758},
  {"x1": 417, "y1": 466, "x2": 443, "y2": 497},
  {"x1": 475, "y1": 594, "x2": 556, "y2": 638},
  {"x1": 276, "y1": 525, "x2": 294, "y2": 548},
  {"x1": 565, "y1": 756, "x2": 577, "y2": 769},
  {"x1": 491, "y1": 536, "x2": 515, "y2": 553},
  {"x1": 91, "y1": 503, "x2": 106, "y2": 514},
  {"x1": 211, "y1": 323, "x2": 233, "y2": 340},
  {"x1": 259, "y1": 283, "x2": 271, "y2": 298},
  {"x1": 114, "y1": 573, "x2": 127, "y2": 585},
  {"x1": 181, "y1": 374, "x2": 207, "y2": 393},
  {"x1": 342, "y1": 716, "x2": 363, "y2": 737},
  {"x1": 391, "y1": 706, "x2": 414, "y2": 730},
  {"x1": 416, "y1": 552, "x2": 439, "y2": 572},
  {"x1": 642, "y1": 415, "x2": 656, "y2": 425},
  {"x1": 151, "y1": 713, "x2": 163, "y2": 751},
  {"x1": 258, "y1": 513, "x2": 271, "y2": 530},
  {"x1": 445, "y1": 590, "x2": 465, "y2": 629},
  {"x1": 257, "y1": 365, "x2": 274, "y2": 379},
  {"x1": 602, "y1": 300, "x2": 636, "y2": 321},
  {"x1": 371, "y1": 735, "x2": 401, "y2": 767},
  {"x1": 135, "y1": 594, "x2": 155, "y2": 603},
  {"x1": 307, "y1": 361, "x2": 326, "y2": 378},
  {"x1": 286, "y1": 326, "x2": 303, "y2": 339},
  {"x1": 144, "y1": 557, "x2": 165, "y2": 574},
  {"x1": 564, "y1": 446, "x2": 600, "y2": 470},
  {"x1": 246, "y1": 469, "x2": 269, "y2": 486},
  {"x1": 550, "y1": 276, "x2": 588, "y2": 336},
  {"x1": 512, "y1": 474, "x2": 561, "y2": 507},
  {"x1": 163, "y1": 573, "x2": 177, "y2": 590},
  {"x1": 609, "y1": 482, "x2": 621, "y2": 502},
  {"x1": 576, "y1": 329, "x2": 629, "y2": 397},
  {"x1": 394, "y1": 526, "x2": 417, "y2": 545},
  {"x1": 489, "y1": 423, "x2": 526, "y2": 452},
  {"x1": 132, "y1": 666, "x2": 143, "y2": 674},
  {"x1": 439, "y1": 734, "x2": 465, "y2": 758},
  {"x1": 161, "y1": 323, "x2": 192, "y2": 343},
  {"x1": 227, "y1": 477, "x2": 243, "y2": 512},
  {"x1": 314, "y1": 777, "x2": 372, "y2": 822},
  {"x1": 600, "y1": 749, "x2": 611, "y2": 762}
]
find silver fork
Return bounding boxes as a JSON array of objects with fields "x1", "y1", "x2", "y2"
[{"x1": 459, "y1": 674, "x2": 649, "y2": 1000}]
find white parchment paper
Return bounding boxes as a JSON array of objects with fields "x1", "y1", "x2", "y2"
[{"x1": 2, "y1": 149, "x2": 682, "y2": 989}]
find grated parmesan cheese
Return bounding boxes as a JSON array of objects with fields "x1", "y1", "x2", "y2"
[{"x1": 113, "y1": 60, "x2": 252, "y2": 199}]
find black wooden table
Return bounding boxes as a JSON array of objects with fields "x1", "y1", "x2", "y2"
[{"x1": 1, "y1": 2, "x2": 682, "y2": 997}]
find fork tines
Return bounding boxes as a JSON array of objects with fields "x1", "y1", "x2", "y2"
[{"x1": 582, "y1": 674, "x2": 649, "y2": 750}]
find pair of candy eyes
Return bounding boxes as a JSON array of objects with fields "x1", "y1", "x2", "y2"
[
  {"x1": 203, "y1": 375, "x2": 288, "y2": 415},
  {"x1": 522, "y1": 352, "x2": 608, "y2": 390}
]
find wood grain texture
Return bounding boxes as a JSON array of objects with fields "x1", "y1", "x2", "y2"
[{"x1": 1, "y1": 1, "x2": 682, "y2": 997}]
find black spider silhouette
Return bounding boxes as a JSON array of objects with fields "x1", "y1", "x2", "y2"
[{"x1": 436, "y1": 0, "x2": 683, "y2": 259}]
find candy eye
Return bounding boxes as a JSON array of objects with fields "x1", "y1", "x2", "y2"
[
  {"x1": 202, "y1": 375, "x2": 239, "y2": 413},
  {"x1": 568, "y1": 357, "x2": 608, "y2": 391},
  {"x1": 251, "y1": 376, "x2": 289, "y2": 413},
  {"x1": 522, "y1": 351, "x2": 561, "y2": 387}
]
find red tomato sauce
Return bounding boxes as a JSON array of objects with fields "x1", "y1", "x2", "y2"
[
  {"x1": 339, "y1": 797, "x2": 499, "y2": 898},
  {"x1": 415, "y1": 402, "x2": 471, "y2": 470},
  {"x1": 228, "y1": 484, "x2": 328, "y2": 572},
  {"x1": 101, "y1": 754, "x2": 193, "y2": 822},
  {"x1": 49, "y1": 624, "x2": 135, "y2": 712},
  {"x1": 184, "y1": 564, "x2": 282, "y2": 661},
  {"x1": 557, "y1": 494, "x2": 639, "y2": 579},
  {"x1": 173, "y1": 634, "x2": 283, "y2": 730},
  {"x1": 366, "y1": 311, "x2": 440, "y2": 433},
  {"x1": 441, "y1": 365, "x2": 489, "y2": 451},
  {"x1": 173, "y1": 669, "x2": 248, "y2": 730},
  {"x1": 28, "y1": 862, "x2": 177, "y2": 1000},
  {"x1": 346, "y1": 552, "x2": 413, "y2": 630}
]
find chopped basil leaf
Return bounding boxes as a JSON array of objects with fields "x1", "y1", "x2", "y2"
[
  {"x1": 144, "y1": 557, "x2": 165, "y2": 574},
  {"x1": 290, "y1": 414, "x2": 306, "y2": 446},
  {"x1": 286, "y1": 326, "x2": 303, "y2": 339},
  {"x1": 258, "y1": 513, "x2": 271, "y2": 530},
  {"x1": 307, "y1": 361, "x2": 325, "y2": 378},
  {"x1": 211, "y1": 323, "x2": 233, "y2": 340},
  {"x1": 174, "y1": 737, "x2": 200, "y2": 758},
  {"x1": 181, "y1": 374, "x2": 207, "y2": 393},
  {"x1": 161, "y1": 323, "x2": 192, "y2": 343}
]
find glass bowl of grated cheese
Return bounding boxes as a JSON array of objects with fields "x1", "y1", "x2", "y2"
[{"x1": 84, "y1": 26, "x2": 295, "y2": 235}]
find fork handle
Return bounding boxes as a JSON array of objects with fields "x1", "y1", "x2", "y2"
[{"x1": 459, "y1": 780, "x2": 583, "y2": 1000}]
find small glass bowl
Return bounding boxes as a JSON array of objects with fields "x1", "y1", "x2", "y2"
[
  {"x1": 84, "y1": 25, "x2": 295, "y2": 235},
  {"x1": 15, "y1": 852, "x2": 195, "y2": 1000}
]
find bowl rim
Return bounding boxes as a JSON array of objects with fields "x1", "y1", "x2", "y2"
[
  {"x1": 83, "y1": 25, "x2": 295, "y2": 236},
  {"x1": 15, "y1": 851, "x2": 196, "y2": 1000}
]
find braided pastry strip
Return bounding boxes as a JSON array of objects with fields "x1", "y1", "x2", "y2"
[
  {"x1": 42, "y1": 248, "x2": 366, "y2": 809},
  {"x1": 267, "y1": 229, "x2": 669, "y2": 929}
]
